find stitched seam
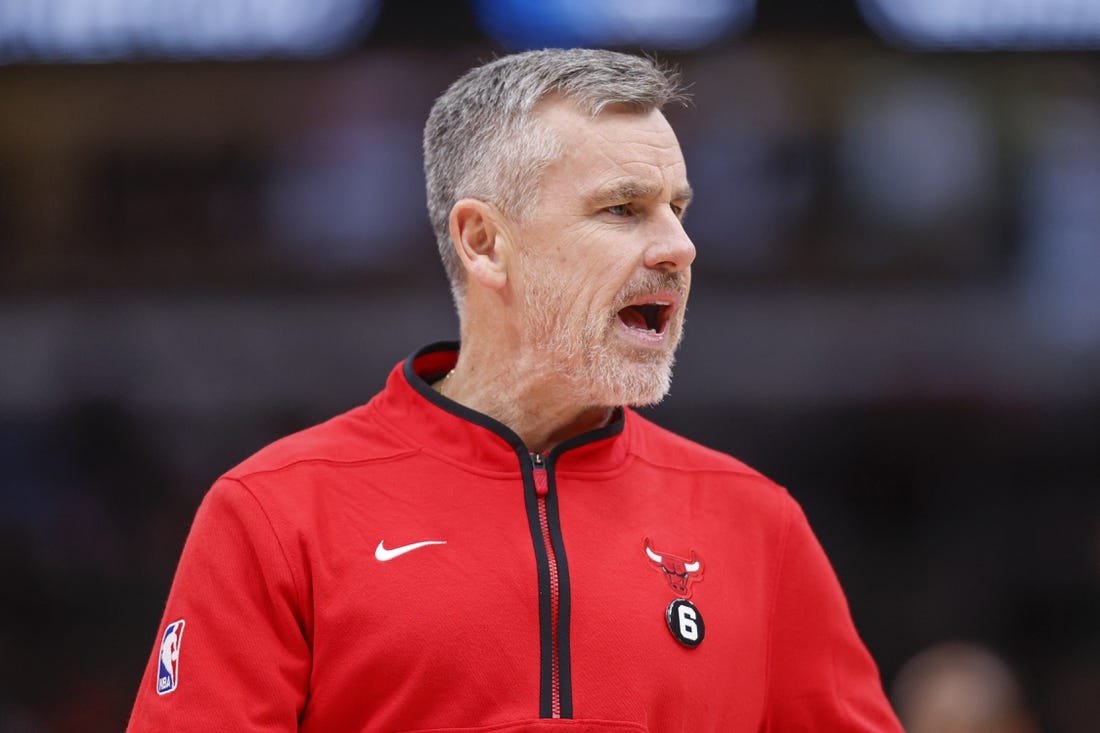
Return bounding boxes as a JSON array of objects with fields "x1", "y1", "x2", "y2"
[
  {"x1": 630, "y1": 452, "x2": 777, "y2": 483},
  {"x1": 221, "y1": 476, "x2": 308, "y2": 641},
  {"x1": 760, "y1": 496, "x2": 796, "y2": 729},
  {"x1": 227, "y1": 447, "x2": 423, "y2": 483}
]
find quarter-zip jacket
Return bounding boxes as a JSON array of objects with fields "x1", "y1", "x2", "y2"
[{"x1": 128, "y1": 343, "x2": 902, "y2": 732}]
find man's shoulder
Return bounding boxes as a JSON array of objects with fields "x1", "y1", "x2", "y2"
[
  {"x1": 627, "y1": 409, "x2": 776, "y2": 484},
  {"x1": 222, "y1": 401, "x2": 416, "y2": 483}
]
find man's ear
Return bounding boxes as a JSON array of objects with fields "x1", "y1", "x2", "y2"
[{"x1": 449, "y1": 198, "x2": 509, "y2": 290}]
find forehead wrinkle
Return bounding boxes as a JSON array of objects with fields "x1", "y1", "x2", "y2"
[{"x1": 537, "y1": 102, "x2": 692, "y2": 210}]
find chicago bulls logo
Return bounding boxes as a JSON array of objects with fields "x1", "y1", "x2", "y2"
[{"x1": 644, "y1": 538, "x2": 703, "y2": 597}]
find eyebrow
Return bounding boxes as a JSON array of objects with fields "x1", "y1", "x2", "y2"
[{"x1": 589, "y1": 179, "x2": 694, "y2": 207}]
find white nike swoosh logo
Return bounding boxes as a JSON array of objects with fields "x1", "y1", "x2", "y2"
[{"x1": 375, "y1": 539, "x2": 447, "y2": 562}]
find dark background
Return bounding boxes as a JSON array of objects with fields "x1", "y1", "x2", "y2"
[{"x1": 1, "y1": 1, "x2": 1098, "y2": 730}]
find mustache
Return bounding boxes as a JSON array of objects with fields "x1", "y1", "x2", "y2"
[{"x1": 615, "y1": 271, "x2": 688, "y2": 309}]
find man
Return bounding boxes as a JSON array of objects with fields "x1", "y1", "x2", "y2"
[{"x1": 129, "y1": 48, "x2": 902, "y2": 731}]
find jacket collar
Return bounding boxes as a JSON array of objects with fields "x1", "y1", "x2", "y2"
[{"x1": 370, "y1": 342, "x2": 630, "y2": 474}]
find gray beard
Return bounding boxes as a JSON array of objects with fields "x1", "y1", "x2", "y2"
[{"x1": 520, "y1": 268, "x2": 685, "y2": 408}]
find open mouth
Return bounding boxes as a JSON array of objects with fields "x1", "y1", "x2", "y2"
[{"x1": 617, "y1": 298, "x2": 674, "y2": 335}]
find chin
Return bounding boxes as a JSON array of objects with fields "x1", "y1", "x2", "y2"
[
  {"x1": 584, "y1": 352, "x2": 676, "y2": 408},
  {"x1": 621, "y1": 382, "x2": 672, "y2": 408}
]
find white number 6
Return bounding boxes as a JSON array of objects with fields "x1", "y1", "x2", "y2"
[{"x1": 677, "y1": 603, "x2": 699, "y2": 641}]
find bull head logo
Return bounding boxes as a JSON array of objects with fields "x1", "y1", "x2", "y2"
[{"x1": 644, "y1": 538, "x2": 702, "y2": 596}]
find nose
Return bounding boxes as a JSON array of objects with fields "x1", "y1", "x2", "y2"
[{"x1": 644, "y1": 211, "x2": 696, "y2": 273}]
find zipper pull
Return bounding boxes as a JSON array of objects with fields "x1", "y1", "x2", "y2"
[{"x1": 530, "y1": 452, "x2": 549, "y2": 496}]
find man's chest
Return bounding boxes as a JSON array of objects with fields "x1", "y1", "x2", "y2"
[{"x1": 294, "y1": 464, "x2": 776, "y2": 731}]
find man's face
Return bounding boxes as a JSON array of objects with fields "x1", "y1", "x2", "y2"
[{"x1": 509, "y1": 100, "x2": 696, "y2": 407}]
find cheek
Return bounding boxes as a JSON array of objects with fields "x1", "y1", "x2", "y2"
[
  {"x1": 527, "y1": 227, "x2": 630, "y2": 315},
  {"x1": 584, "y1": 284, "x2": 627, "y2": 331}
]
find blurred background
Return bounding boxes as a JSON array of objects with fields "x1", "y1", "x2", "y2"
[{"x1": 1, "y1": 1, "x2": 1098, "y2": 730}]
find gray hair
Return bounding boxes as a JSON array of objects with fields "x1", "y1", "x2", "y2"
[{"x1": 423, "y1": 48, "x2": 688, "y2": 310}]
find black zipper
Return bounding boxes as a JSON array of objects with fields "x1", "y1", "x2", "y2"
[
  {"x1": 404, "y1": 344, "x2": 627, "y2": 720},
  {"x1": 524, "y1": 450, "x2": 572, "y2": 718}
]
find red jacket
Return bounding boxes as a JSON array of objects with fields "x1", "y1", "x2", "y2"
[{"x1": 129, "y1": 343, "x2": 902, "y2": 732}]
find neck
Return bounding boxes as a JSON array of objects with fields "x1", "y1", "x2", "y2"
[{"x1": 435, "y1": 340, "x2": 614, "y2": 454}]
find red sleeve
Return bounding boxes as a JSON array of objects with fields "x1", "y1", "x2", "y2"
[
  {"x1": 760, "y1": 498, "x2": 903, "y2": 732},
  {"x1": 127, "y1": 478, "x2": 310, "y2": 732}
]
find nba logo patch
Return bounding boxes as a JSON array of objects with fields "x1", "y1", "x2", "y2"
[{"x1": 156, "y1": 619, "x2": 185, "y2": 695}]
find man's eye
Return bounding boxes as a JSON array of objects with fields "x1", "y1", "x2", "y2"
[{"x1": 606, "y1": 204, "x2": 631, "y2": 216}]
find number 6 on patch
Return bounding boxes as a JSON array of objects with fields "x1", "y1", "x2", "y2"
[{"x1": 666, "y1": 599, "x2": 705, "y2": 648}]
